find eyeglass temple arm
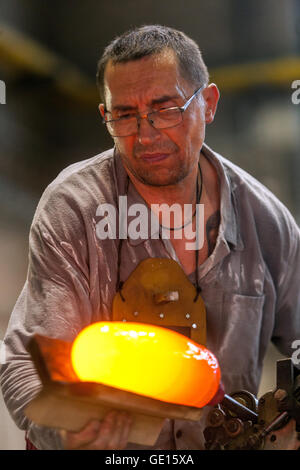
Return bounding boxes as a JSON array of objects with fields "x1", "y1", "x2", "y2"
[{"x1": 181, "y1": 84, "x2": 206, "y2": 112}]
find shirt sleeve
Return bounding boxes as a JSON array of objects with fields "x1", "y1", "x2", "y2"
[
  {"x1": 271, "y1": 208, "x2": 300, "y2": 361},
  {"x1": 0, "y1": 186, "x2": 93, "y2": 449}
]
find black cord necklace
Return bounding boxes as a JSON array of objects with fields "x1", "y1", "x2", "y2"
[
  {"x1": 194, "y1": 162, "x2": 202, "y2": 302},
  {"x1": 116, "y1": 159, "x2": 203, "y2": 303}
]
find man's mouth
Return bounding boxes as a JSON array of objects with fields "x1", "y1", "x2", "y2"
[{"x1": 139, "y1": 153, "x2": 170, "y2": 162}]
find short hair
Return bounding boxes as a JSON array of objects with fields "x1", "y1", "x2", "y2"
[{"x1": 96, "y1": 24, "x2": 209, "y2": 103}]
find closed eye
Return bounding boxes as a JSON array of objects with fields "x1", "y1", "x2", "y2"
[{"x1": 118, "y1": 113, "x2": 136, "y2": 120}]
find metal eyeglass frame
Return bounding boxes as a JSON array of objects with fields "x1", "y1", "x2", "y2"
[{"x1": 102, "y1": 83, "x2": 207, "y2": 137}]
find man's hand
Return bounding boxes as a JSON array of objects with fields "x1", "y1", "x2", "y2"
[{"x1": 60, "y1": 410, "x2": 133, "y2": 450}]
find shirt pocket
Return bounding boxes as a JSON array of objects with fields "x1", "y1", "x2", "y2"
[{"x1": 218, "y1": 293, "x2": 265, "y2": 375}]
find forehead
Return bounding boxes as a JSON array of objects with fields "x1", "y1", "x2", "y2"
[{"x1": 103, "y1": 50, "x2": 190, "y2": 107}]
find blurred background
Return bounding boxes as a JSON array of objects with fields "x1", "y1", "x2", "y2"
[{"x1": 0, "y1": 0, "x2": 300, "y2": 449}]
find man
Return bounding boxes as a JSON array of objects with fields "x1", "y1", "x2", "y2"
[{"x1": 1, "y1": 25, "x2": 300, "y2": 450}]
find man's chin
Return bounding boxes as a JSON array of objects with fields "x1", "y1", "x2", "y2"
[
  {"x1": 133, "y1": 169, "x2": 186, "y2": 187},
  {"x1": 120, "y1": 154, "x2": 187, "y2": 187}
]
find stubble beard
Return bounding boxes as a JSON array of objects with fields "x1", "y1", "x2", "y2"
[
  {"x1": 130, "y1": 164, "x2": 188, "y2": 187},
  {"x1": 118, "y1": 147, "x2": 190, "y2": 188}
]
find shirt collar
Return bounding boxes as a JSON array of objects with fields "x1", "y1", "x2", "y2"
[
  {"x1": 113, "y1": 144, "x2": 244, "y2": 250},
  {"x1": 201, "y1": 144, "x2": 244, "y2": 251}
]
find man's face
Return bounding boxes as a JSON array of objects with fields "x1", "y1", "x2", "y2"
[{"x1": 100, "y1": 50, "x2": 218, "y2": 187}]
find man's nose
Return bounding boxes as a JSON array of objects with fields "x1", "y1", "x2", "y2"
[{"x1": 137, "y1": 115, "x2": 161, "y2": 145}]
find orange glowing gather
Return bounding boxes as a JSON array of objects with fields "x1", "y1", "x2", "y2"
[{"x1": 71, "y1": 322, "x2": 220, "y2": 408}]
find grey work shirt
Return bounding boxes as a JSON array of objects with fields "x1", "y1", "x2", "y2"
[{"x1": 1, "y1": 143, "x2": 300, "y2": 450}]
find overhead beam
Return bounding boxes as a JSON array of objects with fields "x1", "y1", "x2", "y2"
[
  {"x1": 0, "y1": 23, "x2": 98, "y2": 106},
  {"x1": 0, "y1": 23, "x2": 299, "y2": 102},
  {"x1": 210, "y1": 57, "x2": 300, "y2": 92}
]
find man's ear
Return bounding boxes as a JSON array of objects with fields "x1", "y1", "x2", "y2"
[
  {"x1": 203, "y1": 84, "x2": 220, "y2": 124},
  {"x1": 98, "y1": 103, "x2": 105, "y2": 118}
]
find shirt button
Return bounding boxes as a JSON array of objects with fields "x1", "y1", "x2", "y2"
[{"x1": 176, "y1": 430, "x2": 183, "y2": 438}]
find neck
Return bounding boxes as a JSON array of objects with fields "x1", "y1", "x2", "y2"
[{"x1": 128, "y1": 161, "x2": 201, "y2": 231}]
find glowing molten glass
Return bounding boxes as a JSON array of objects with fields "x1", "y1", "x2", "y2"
[{"x1": 71, "y1": 322, "x2": 220, "y2": 408}]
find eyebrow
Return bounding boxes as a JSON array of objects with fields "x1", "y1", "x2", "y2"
[{"x1": 111, "y1": 94, "x2": 180, "y2": 112}]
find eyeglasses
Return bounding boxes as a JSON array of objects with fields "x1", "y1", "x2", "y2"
[{"x1": 102, "y1": 84, "x2": 206, "y2": 137}]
